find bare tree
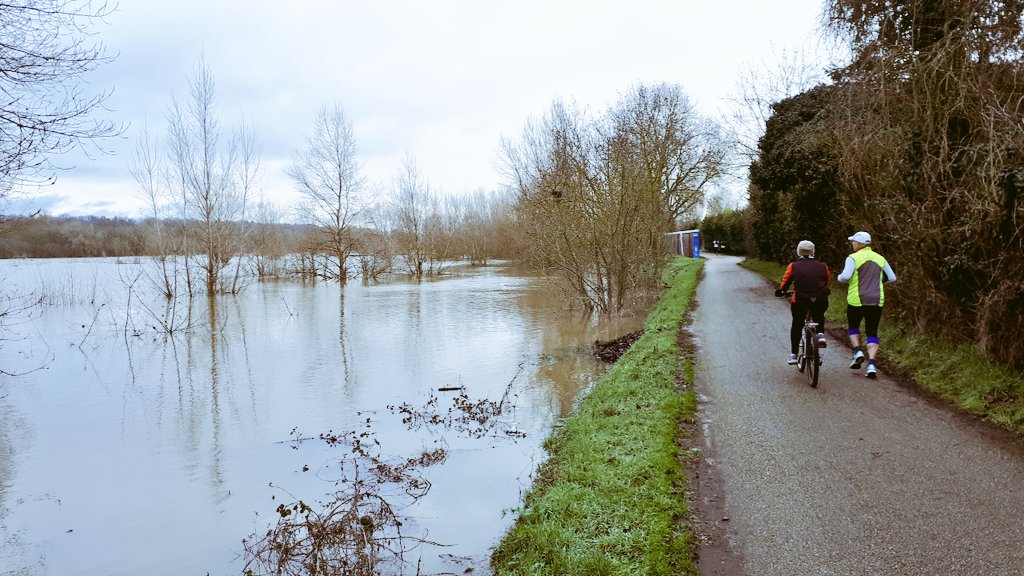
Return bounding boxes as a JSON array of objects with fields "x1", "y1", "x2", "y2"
[
  {"x1": 710, "y1": 46, "x2": 830, "y2": 212},
  {"x1": 612, "y1": 83, "x2": 725, "y2": 225},
  {"x1": 503, "y1": 100, "x2": 604, "y2": 309},
  {"x1": 389, "y1": 153, "x2": 433, "y2": 277},
  {"x1": 727, "y1": 47, "x2": 829, "y2": 164},
  {"x1": 0, "y1": 0, "x2": 121, "y2": 191},
  {"x1": 354, "y1": 197, "x2": 395, "y2": 280},
  {"x1": 129, "y1": 123, "x2": 182, "y2": 299},
  {"x1": 227, "y1": 117, "x2": 260, "y2": 293},
  {"x1": 422, "y1": 194, "x2": 460, "y2": 274},
  {"x1": 288, "y1": 103, "x2": 367, "y2": 283},
  {"x1": 165, "y1": 61, "x2": 258, "y2": 296},
  {"x1": 503, "y1": 84, "x2": 725, "y2": 314}
]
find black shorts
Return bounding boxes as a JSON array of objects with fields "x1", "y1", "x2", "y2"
[{"x1": 847, "y1": 305, "x2": 883, "y2": 338}]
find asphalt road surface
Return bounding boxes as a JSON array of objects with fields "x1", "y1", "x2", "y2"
[{"x1": 689, "y1": 254, "x2": 1024, "y2": 576}]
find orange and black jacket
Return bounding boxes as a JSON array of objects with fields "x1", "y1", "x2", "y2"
[{"x1": 780, "y1": 257, "x2": 831, "y2": 303}]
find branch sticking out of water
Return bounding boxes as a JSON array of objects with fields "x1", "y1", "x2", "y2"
[
  {"x1": 244, "y1": 425, "x2": 448, "y2": 576},
  {"x1": 77, "y1": 303, "x2": 106, "y2": 349},
  {"x1": 388, "y1": 365, "x2": 527, "y2": 439}
]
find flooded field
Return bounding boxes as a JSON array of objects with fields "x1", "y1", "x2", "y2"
[{"x1": 0, "y1": 258, "x2": 644, "y2": 575}]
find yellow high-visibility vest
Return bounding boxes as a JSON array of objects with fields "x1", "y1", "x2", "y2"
[{"x1": 847, "y1": 247, "x2": 889, "y2": 307}]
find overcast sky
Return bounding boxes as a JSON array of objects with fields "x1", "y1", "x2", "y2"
[{"x1": 13, "y1": 0, "x2": 830, "y2": 219}]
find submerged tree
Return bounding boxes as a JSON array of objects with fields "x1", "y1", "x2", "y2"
[
  {"x1": 388, "y1": 153, "x2": 434, "y2": 278},
  {"x1": 165, "y1": 61, "x2": 260, "y2": 296},
  {"x1": 288, "y1": 102, "x2": 368, "y2": 283},
  {"x1": 129, "y1": 123, "x2": 184, "y2": 301}
]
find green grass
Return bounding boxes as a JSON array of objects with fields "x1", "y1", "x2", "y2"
[
  {"x1": 490, "y1": 256, "x2": 703, "y2": 576},
  {"x1": 741, "y1": 258, "x2": 1024, "y2": 434}
]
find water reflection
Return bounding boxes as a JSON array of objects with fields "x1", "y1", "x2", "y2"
[
  {"x1": 338, "y1": 291, "x2": 351, "y2": 392},
  {"x1": 0, "y1": 259, "x2": 645, "y2": 575}
]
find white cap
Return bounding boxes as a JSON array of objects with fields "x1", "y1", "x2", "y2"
[
  {"x1": 797, "y1": 240, "x2": 815, "y2": 256},
  {"x1": 848, "y1": 231, "x2": 872, "y2": 244}
]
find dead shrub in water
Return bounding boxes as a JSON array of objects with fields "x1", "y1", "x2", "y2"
[
  {"x1": 242, "y1": 425, "x2": 447, "y2": 576},
  {"x1": 388, "y1": 369, "x2": 527, "y2": 439},
  {"x1": 0, "y1": 283, "x2": 49, "y2": 378},
  {"x1": 243, "y1": 376, "x2": 527, "y2": 575}
]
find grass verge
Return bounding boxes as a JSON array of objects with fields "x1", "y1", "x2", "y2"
[
  {"x1": 489, "y1": 256, "x2": 703, "y2": 576},
  {"x1": 741, "y1": 258, "x2": 1024, "y2": 435}
]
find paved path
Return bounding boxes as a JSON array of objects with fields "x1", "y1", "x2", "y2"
[{"x1": 690, "y1": 254, "x2": 1024, "y2": 576}]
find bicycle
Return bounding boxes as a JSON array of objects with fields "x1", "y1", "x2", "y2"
[{"x1": 776, "y1": 290, "x2": 823, "y2": 388}]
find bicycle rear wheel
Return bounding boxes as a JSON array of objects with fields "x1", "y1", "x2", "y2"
[{"x1": 805, "y1": 328, "x2": 820, "y2": 387}]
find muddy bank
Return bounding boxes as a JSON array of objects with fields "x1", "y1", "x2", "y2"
[{"x1": 593, "y1": 330, "x2": 644, "y2": 362}]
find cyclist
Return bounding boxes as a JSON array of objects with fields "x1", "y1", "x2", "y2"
[
  {"x1": 775, "y1": 240, "x2": 831, "y2": 365},
  {"x1": 837, "y1": 231, "x2": 897, "y2": 379}
]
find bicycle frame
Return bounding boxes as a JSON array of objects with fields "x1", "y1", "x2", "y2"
[{"x1": 796, "y1": 312, "x2": 821, "y2": 388}]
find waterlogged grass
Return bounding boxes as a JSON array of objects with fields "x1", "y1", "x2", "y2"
[
  {"x1": 741, "y1": 258, "x2": 1024, "y2": 435},
  {"x1": 490, "y1": 257, "x2": 702, "y2": 576}
]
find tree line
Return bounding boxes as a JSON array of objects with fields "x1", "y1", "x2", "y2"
[{"x1": 0, "y1": 201, "x2": 522, "y2": 272}]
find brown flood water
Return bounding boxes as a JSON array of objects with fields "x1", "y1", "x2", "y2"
[{"x1": 0, "y1": 258, "x2": 645, "y2": 575}]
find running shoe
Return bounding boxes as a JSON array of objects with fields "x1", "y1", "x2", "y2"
[
  {"x1": 866, "y1": 363, "x2": 877, "y2": 379},
  {"x1": 850, "y1": 350, "x2": 865, "y2": 369},
  {"x1": 788, "y1": 354, "x2": 798, "y2": 365},
  {"x1": 817, "y1": 333, "x2": 827, "y2": 348}
]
